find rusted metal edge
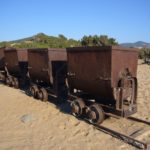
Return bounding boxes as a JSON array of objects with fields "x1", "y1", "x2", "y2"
[
  {"x1": 66, "y1": 46, "x2": 138, "y2": 52},
  {"x1": 128, "y1": 117, "x2": 150, "y2": 125},
  {"x1": 48, "y1": 48, "x2": 66, "y2": 51},
  {"x1": 28, "y1": 48, "x2": 48, "y2": 52},
  {"x1": 28, "y1": 48, "x2": 66, "y2": 52},
  {"x1": 83, "y1": 119, "x2": 147, "y2": 149}
]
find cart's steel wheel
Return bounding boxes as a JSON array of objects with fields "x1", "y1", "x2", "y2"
[
  {"x1": 30, "y1": 85, "x2": 39, "y2": 98},
  {"x1": 38, "y1": 88, "x2": 48, "y2": 102},
  {"x1": 88, "y1": 104, "x2": 105, "y2": 124},
  {"x1": 71, "y1": 99, "x2": 85, "y2": 117}
]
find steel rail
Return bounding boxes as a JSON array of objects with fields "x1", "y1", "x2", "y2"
[
  {"x1": 128, "y1": 117, "x2": 150, "y2": 125},
  {"x1": 84, "y1": 119, "x2": 147, "y2": 149}
]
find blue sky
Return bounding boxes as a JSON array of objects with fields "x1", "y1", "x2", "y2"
[{"x1": 0, "y1": 0, "x2": 150, "y2": 43}]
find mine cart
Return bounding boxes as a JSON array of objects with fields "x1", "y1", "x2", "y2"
[
  {"x1": 0, "y1": 47, "x2": 5, "y2": 81},
  {"x1": 67, "y1": 46, "x2": 138, "y2": 124},
  {"x1": 28, "y1": 48, "x2": 68, "y2": 102},
  {"x1": 4, "y1": 48, "x2": 28, "y2": 88}
]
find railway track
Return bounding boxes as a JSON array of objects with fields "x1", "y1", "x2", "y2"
[
  {"x1": 67, "y1": 97, "x2": 149, "y2": 149},
  {"x1": 82, "y1": 117, "x2": 149, "y2": 150}
]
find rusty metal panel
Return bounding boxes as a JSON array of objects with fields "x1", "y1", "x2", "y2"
[
  {"x1": 67, "y1": 46, "x2": 113, "y2": 100},
  {"x1": 0, "y1": 47, "x2": 5, "y2": 70},
  {"x1": 67, "y1": 46, "x2": 138, "y2": 103},
  {"x1": 28, "y1": 48, "x2": 67, "y2": 85},
  {"x1": 4, "y1": 48, "x2": 28, "y2": 77},
  {"x1": 17, "y1": 49, "x2": 28, "y2": 62},
  {"x1": 111, "y1": 46, "x2": 138, "y2": 87},
  {"x1": 28, "y1": 48, "x2": 67, "y2": 84},
  {"x1": 28, "y1": 48, "x2": 50, "y2": 83},
  {"x1": 48, "y1": 48, "x2": 67, "y2": 61},
  {"x1": 4, "y1": 48, "x2": 19, "y2": 75}
]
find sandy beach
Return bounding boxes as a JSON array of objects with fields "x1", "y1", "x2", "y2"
[{"x1": 0, "y1": 60, "x2": 149, "y2": 150}]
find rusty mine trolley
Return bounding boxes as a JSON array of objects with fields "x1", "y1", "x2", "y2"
[
  {"x1": 0, "y1": 46, "x2": 149, "y2": 149},
  {"x1": 4, "y1": 48, "x2": 28, "y2": 88},
  {"x1": 0, "y1": 46, "x2": 139, "y2": 122},
  {"x1": 67, "y1": 46, "x2": 138, "y2": 124},
  {"x1": 28, "y1": 48, "x2": 68, "y2": 102}
]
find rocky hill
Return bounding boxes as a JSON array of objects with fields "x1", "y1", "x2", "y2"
[{"x1": 120, "y1": 41, "x2": 150, "y2": 49}]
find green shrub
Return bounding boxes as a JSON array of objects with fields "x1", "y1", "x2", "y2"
[{"x1": 139, "y1": 48, "x2": 150, "y2": 63}]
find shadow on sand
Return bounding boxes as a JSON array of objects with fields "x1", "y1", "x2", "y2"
[{"x1": 19, "y1": 85, "x2": 72, "y2": 115}]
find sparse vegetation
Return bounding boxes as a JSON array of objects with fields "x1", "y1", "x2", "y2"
[
  {"x1": 139, "y1": 48, "x2": 150, "y2": 64},
  {"x1": 0, "y1": 33, "x2": 118, "y2": 49},
  {"x1": 81, "y1": 35, "x2": 118, "y2": 46},
  {"x1": 0, "y1": 33, "x2": 81, "y2": 48}
]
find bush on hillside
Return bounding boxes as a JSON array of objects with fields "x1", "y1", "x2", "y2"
[{"x1": 139, "y1": 48, "x2": 150, "y2": 64}]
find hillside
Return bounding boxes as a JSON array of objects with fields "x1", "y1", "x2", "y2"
[
  {"x1": 0, "y1": 33, "x2": 81, "y2": 48},
  {"x1": 1, "y1": 33, "x2": 150, "y2": 49},
  {"x1": 0, "y1": 34, "x2": 119, "y2": 48},
  {"x1": 120, "y1": 41, "x2": 150, "y2": 48}
]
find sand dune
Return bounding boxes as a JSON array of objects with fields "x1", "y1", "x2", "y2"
[{"x1": 0, "y1": 61, "x2": 149, "y2": 150}]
